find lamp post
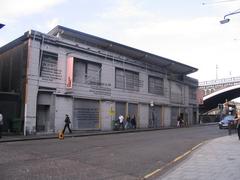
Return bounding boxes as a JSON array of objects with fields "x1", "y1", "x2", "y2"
[
  {"x1": 150, "y1": 101, "x2": 155, "y2": 128},
  {"x1": 220, "y1": 10, "x2": 240, "y2": 24}
]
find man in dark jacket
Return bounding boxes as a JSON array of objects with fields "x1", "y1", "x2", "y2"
[
  {"x1": 0, "y1": 113, "x2": 3, "y2": 138},
  {"x1": 63, "y1": 114, "x2": 72, "y2": 134}
]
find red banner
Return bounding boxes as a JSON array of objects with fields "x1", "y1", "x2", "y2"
[
  {"x1": 66, "y1": 57, "x2": 74, "y2": 89},
  {"x1": 196, "y1": 89, "x2": 205, "y2": 105}
]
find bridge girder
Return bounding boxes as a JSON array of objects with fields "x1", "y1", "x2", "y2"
[{"x1": 200, "y1": 87, "x2": 240, "y2": 114}]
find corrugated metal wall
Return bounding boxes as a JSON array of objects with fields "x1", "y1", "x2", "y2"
[{"x1": 73, "y1": 99, "x2": 99, "y2": 129}]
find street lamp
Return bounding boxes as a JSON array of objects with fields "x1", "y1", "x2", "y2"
[
  {"x1": 220, "y1": 18, "x2": 230, "y2": 24},
  {"x1": 220, "y1": 10, "x2": 240, "y2": 24},
  {"x1": 150, "y1": 101, "x2": 155, "y2": 128},
  {"x1": 0, "y1": 23, "x2": 5, "y2": 29}
]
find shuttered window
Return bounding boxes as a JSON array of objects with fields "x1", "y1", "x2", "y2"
[
  {"x1": 189, "y1": 87, "x2": 197, "y2": 100},
  {"x1": 115, "y1": 68, "x2": 139, "y2": 91},
  {"x1": 148, "y1": 76, "x2": 164, "y2": 95},
  {"x1": 73, "y1": 59, "x2": 101, "y2": 84},
  {"x1": 40, "y1": 51, "x2": 60, "y2": 81}
]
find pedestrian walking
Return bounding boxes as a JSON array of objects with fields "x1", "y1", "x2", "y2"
[
  {"x1": 177, "y1": 115, "x2": 184, "y2": 127},
  {"x1": 180, "y1": 118, "x2": 184, "y2": 127},
  {"x1": 235, "y1": 115, "x2": 240, "y2": 140},
  {"x1": 177, "y1": 116, "x2": 181, "y2": 127},
  {"x1": 0, "y1": 112, "x2": 3, "y2": 138},
  {"x1": 63, "y1": 114, "x2": 72, "y2": 134},
  {"x1": 118, "y1": 115, "x2": 125, "y2": 130},
  {"x1": 228, "y1": 120, "x2": 234, "y2": 135},
  {"x1": 131, "y1": 115, "x2": 136, "y2": 129},
  {"x1": 125, "y1": 115, "x2": 131, "y2": 129}
]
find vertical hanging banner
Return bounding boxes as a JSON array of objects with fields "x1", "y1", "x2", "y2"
[
  {"x1": 196, "y1": 89, "x2": 205, "y2": 105},
  {"x1": 66, "y1": 56, "x2": 74, "y2": 89}
]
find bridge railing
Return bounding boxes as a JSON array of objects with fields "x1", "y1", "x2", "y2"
[{"x1": 199, "y1": 76, "x2": 240, "y2": 86}]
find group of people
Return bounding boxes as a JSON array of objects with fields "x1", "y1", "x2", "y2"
[
  {"x1": 177, "y1": 115, "x2": 184, "y2": 128},
  {"x1": 116, "y1": 114, "x2": 137, "y2": 130},
  {"x1": 177, "y1": 115, "x2": 189, "y2": 128}
]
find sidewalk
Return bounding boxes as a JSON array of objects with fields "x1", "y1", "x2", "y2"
[
  {"x1": 159, "y1": 134, "x2": 240, "y2": 180},
  {"x1": 0, "y1": 127, "x2": 175, "y2": 143},
  {"x1": 0, "y1": 123, "x2": 217, "y2": 143}
]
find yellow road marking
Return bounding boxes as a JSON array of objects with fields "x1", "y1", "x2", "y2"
[
  {"x1": 143, "y1": 141, "x2": 205, "y2": 179},
  {"x1": 192, "y1": 142, "x2": 203, "y2": 151},
  {"x1": 173, "y1": 150, "x2": 191, "y2": 162},
  {"x1": 144, "y1": 169, "x2": 161, "y2": 179}
]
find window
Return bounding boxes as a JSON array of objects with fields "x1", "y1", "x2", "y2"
[
  {"x1": 170, "y1": 82, "x2": 183, "y2": 104},
  {"x1": 148, "y1": 76, "x2": 164, "y2": 95},
  {"x1": 40, "y1": 51, "x2": 61, "y2": 81},
  {"x1": 189, "y1": 87, "x2": 197, "y2": 100},
  {"x1": 115, "y1": 68, "x2": 139, "y2": 91},
  {"x1": 73, "y1": 58, "x2": 101, "y2": 84}
]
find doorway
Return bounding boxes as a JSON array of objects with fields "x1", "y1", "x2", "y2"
[
  {"x1": 36, "y1": 105, "x2": 50, "y2": 132},
  {"x1": 149, "y1": 105, "x2": 161, "y2": 128}
]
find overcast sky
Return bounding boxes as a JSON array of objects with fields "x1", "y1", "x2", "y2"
[{"x1": 1, "y1": 0, "x2": 240, "y2": 82}]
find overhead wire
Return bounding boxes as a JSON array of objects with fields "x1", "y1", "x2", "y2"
[{"x1": 202, "y1": 0, "x2": 240, "y2": 5}]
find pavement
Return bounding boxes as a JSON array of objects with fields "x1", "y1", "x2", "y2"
[
  {"x1": 0, "y1": 127, "x2": 177, "y2": 143},
  {"x1": 158, "y1": 134, "x2": 240, "y2": 180},
  {"x1": 0, "y1": 123, "x2": 217, "y2": 143}
]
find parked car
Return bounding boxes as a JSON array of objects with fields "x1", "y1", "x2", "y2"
[{"x1": 218, "y1": 115, "x2": 235, "y2": 129}]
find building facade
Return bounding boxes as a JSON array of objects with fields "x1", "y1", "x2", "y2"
[{"x1": 0, "y1": 26, "x2": 198, "y2": 135}]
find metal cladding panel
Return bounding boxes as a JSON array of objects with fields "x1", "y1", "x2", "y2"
[
  {"x1": 171, "y1": 107, "x2": 178, "y2": 126},
  {"x1": 73, "y1": 99, "x2": 99, "y2": 129},
  {"x1": 149, "y1": 105, "x2": 161, "y2": 128}
]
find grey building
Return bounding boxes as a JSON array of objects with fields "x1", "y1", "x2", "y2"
[{"x1": 0, "y1": 26, "x2": 198, "y2": 135}]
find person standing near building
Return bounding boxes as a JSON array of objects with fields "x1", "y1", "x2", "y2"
[
  {"x1": 131, "y1": 115, "x2": 136, "y2": 129},
  {"x1": 0, "y1": 112, "x2": 3, "y2": 138},
  {"x1": 235, "y1": 114, "x2": 240, "y2": 140},
  {"x1": 63, "y1": 114, "x2": 72, "y2": 134}
]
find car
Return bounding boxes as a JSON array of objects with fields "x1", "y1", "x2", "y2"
[{"x1": 218, "y1": 115, "x2": 235, "y2": 129}]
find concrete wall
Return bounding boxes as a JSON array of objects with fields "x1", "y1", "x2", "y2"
[
  {"x1": 100, "y1": 100, "x2": 115, "y2": 130},
  {"x1": 139, "y1": 103, "x2": 149, "y2": 128},
  {"x1": 163, "y1": 106, "x2": 171, "y2": 127},
  {"x1": 24, "y1": 39, "x2": 41, "y2": 135}
]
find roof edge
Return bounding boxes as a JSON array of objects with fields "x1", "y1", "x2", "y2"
[
  {"x1": 48, "y1": 25, "x2": 198, "y2": 74},
  {"x1": 0, "y1": 31, "x2": 29, "y2": 54}
]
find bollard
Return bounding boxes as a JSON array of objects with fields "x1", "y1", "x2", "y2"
[{"x1": 58, "y1": 130, "x2": 64, "y2": 140}]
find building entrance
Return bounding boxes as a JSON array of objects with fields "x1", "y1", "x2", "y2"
[{"x1": 36, "y1": 105, "x2": 50, "y2": 132}]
